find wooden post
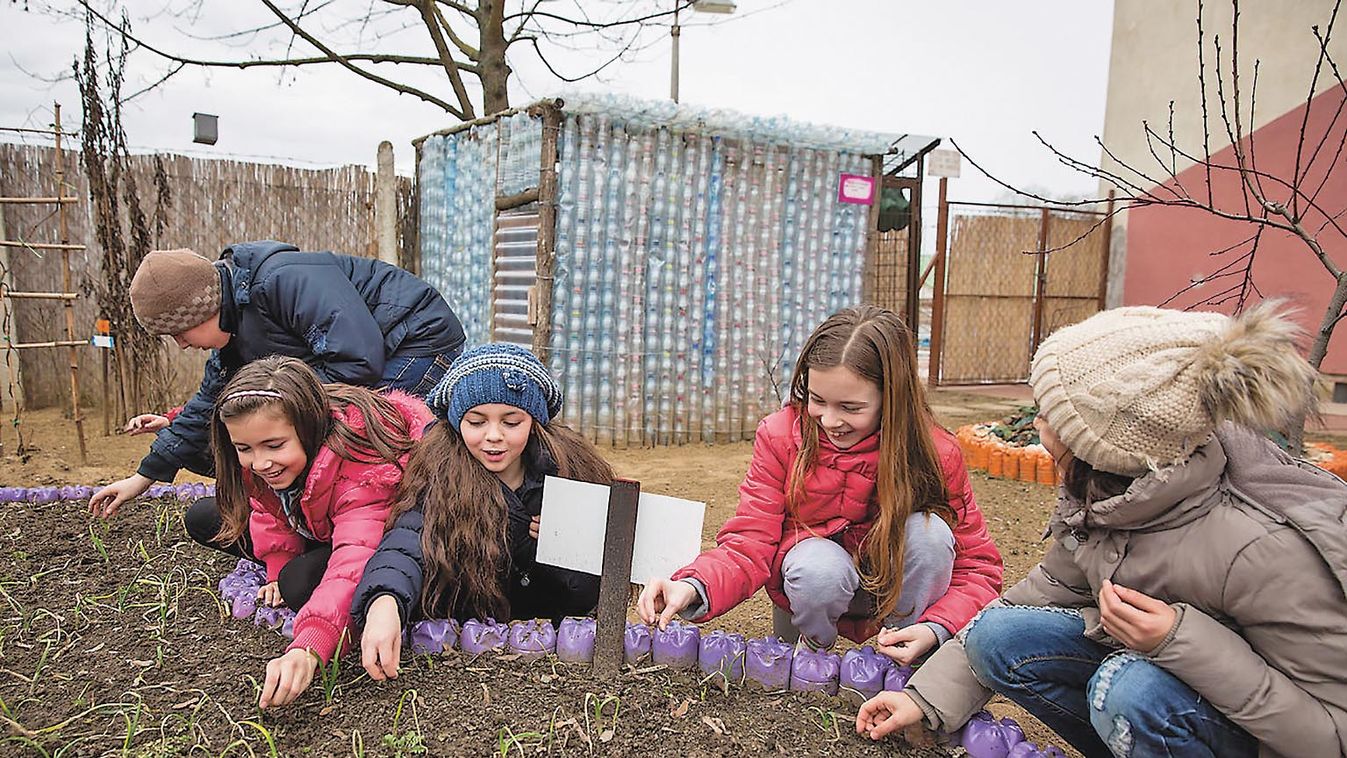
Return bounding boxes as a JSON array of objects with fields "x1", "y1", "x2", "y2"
[
  {"x1": 0, "y1": 208, "x2": 12, "y2": 455},
  {"x1": 592, "y1": 478, "x2": 640, "y2": 678},
  {"x1": 53, "y1": 103, "x2": 87, "y2": 464},
  {"x1": 1030, "y1": 207, "x2": 1051, "y2": 353},
  {"x1": 375, "y1": 141, "x2": 398, "y2": 265},
  {"x1": 862, "y1": 156, "x2": 883, "y2": 305},
  {"x1": 102, "y1": 350, "x2": 110, "y2": 436},
  {"x1": 532, "y1": 103, "x2": 561, "y2": 363},
  {"x1": 907, "y1": 161, "x2": 926, "y2": 332},
  {"x1": 927, "y1": 177, "x2": 950, "y2": 387}
]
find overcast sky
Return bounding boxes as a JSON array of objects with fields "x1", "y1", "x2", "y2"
[{"x1": 1, "y1": 1, "x2": 1116, "y2": 207}]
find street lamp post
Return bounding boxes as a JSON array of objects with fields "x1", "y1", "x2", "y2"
[{"x1": 670, "y1": 1, "x2": 736, "y2": 103}]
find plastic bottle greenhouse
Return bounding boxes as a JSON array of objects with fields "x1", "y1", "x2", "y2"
[{"x1": 414, "y1": 94, "x2": 922, "y2": 445}]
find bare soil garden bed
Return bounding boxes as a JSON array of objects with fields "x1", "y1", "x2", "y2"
[{"x1": 1, "y1": 391, "x2": 1081, "y2": 756}]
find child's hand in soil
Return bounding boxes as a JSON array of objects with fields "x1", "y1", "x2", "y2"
[
  {"x1": 123, "y1": 413, "x2": 170, "y2": 436},
  {"x1": 875, "y1": 624, "x2": 938, "y2": 665},
  {"x1": 256, "y1": 582, "x2": 284, "y2": 608},
  {"x1": 636, "y1": 577, "x2": 698, "y2": 629},
  {"x1": 1099, "y1": 580, "x2": 1177, "y2": 654},
  {"x1": 361, "y1": 594, "x2": 403, "y2": 681},
  {"x1": 259, "y1": 648, "x2": 319, "y2": 709},
  {"x1": 89, "y1": 474, "x2": 153, "y2": 518},
  {"x1": 855, "y1": 690, "x2": 925, "y2": 741}
]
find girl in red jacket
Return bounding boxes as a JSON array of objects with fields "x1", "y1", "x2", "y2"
[
  {"x1": 638, "y1": 306, "x2": 1003, "y2": 661},
  {"x1": 206, "y1": 356, "x2": 431, "y2": 709}
]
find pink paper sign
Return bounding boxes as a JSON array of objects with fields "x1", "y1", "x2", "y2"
[{"x1": 837, "y1": 173, "x2": 876, "y2": 205}]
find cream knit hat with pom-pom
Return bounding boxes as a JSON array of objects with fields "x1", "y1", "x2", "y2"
[{"x1": 1029, "y1": 303, "x2": 1317, "y2": 477}]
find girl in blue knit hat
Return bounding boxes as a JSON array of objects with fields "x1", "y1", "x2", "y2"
[{"x1": 350, "y1": 343, "x2": 613, "y2": 681}]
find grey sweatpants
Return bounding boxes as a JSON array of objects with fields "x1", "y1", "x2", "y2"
[{"x1": 773, "y1": 511, "x2": 955, "y2": 647}]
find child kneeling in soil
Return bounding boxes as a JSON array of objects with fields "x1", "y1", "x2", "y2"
[
  {"x1": 351, "y1": 343, "x2": 613, "y2": 681},
  {"x1": 857, "y1": 304, "x2": 1347, "y2": 757},
  {"x1": 637, "y1": 306, "x2": 1003, "y2": 663},
  {"x1": 207, "y1": 356, "x2": 432, "y2": 709}
]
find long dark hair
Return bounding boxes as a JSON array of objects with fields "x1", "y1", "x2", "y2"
[
  {"x1": 388, "y1": 419, "x2": 613, "y2": 621},
  {"x1": 211, "y1": 356, "x2": 417, "y2": 543},
  {"x1": 786, "y1": 305, "x2": 954, "y2": 623}
]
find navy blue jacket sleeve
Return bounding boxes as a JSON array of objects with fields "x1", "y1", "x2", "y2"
[
  {"x1": 260, "y1": 261, "x2": 388, "y2": 385},
  {"x1": 351, "y1": 507, "x2": 424, "y2": 628},
  {"x1": 136, "y1": 352, "x2": 225, "y2": 482}
]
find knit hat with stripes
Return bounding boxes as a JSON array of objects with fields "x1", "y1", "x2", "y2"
[
  {"x1": 130, "y1": 249, "x2": 222, "y2": 335},
  {"x1": 428, "y1": 343, "x2": 563, "y2": 428}
]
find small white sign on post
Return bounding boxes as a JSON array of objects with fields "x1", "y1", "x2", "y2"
[
  {"x1": 536, "y1": 476, "x2": 705, "y2": 583},
  {"x1": 927, "y1": 149, "x2": 962, "y2": 178}
]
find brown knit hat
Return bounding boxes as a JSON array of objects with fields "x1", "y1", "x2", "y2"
[
  {"x1": 129, "y1": 249, "x2": 223, "y2": 335},
  {"x1": 1029, "y1": 303, "x2": 1317, "y2": 476}
]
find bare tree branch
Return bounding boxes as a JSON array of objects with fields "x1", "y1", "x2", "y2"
[
  {"x1": 256, "y1": 0, "x2": 466, "y2": 117},
  {"x1": 420, "y1": 0, "x2": 477, "y2": 119}
]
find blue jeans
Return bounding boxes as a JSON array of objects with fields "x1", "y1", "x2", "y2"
[
  {"x1": 379, "y1": 347, "x2": 461, "y2": 399},
  {"x1": 963, "y1": 605, "x2": 1257, "y2": 758}
]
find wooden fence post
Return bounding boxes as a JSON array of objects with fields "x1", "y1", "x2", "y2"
[
  {"x1": 592, "y1": 479, "x2": 640, "y2": 678},
  {"x1": 375, "y1": 141, "x2": 398, "y2": 266},
  {"x1": 1031, "y1": 207, "x2": 1051, "y2": 353},
  {"x1": 928, "y1": 177, "x2": 950, "y2": 387},
  {"x1": 532, "y1": 102, "x2": 562, "y2": 363}
]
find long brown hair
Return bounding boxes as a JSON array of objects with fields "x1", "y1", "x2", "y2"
[
  {"x1": 211, "y1": 356, "x2": 417, "y2": 543},
  {"x1": 786, "y1": 306, "x2": 954, "y2": 622},
  {"x1": 388, "y1": 418, "x2": 613, "y2": 621}
]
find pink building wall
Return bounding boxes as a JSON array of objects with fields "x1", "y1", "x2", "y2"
[{"x1": 1123, "y1": 87, "x2": 1347, "y2": 373}]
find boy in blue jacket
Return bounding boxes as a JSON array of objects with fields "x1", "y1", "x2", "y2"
[{"x1": 89, "y1": 242, "x2": 465, "y2": 538}]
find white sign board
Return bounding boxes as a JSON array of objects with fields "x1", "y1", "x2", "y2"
[
  {"x1": 536, "y1": 476, "x2": 705, "y2": 583},
  {"x1": 927, "y1": 149, "x2": 962, "y2": 178}
]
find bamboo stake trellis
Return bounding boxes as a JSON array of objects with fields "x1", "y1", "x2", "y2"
[{"x1": 0, "y1": 104, "x2": 88, "y2": 463}]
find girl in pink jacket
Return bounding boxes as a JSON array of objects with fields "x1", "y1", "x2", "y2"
[
  {"x1": 638, "y1": 306, "x2": 1003, "y2": 661},
  {"x1": 204, "y1": 356, "x2": 431, "y2": 709}
]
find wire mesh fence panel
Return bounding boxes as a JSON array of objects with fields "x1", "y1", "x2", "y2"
[
  {"x1": 933, "y1": 204, "x2": 1109, "y2": 385},
  {"x1": 866, "y1": 226, "x2": 909, "y2": 316}
]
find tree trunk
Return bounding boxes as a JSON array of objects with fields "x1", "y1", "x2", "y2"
[{"x1": 477, "y1": 0, "x2": 512, "y2": 115}]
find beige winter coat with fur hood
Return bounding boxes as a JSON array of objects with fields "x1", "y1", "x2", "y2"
[{"x1": 906, "y1": 423, "x2": 1347, "y2": 758}]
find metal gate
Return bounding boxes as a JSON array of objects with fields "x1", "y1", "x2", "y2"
[{"x1": 929, "y1": 195, "x2": 1112, "y2": 385}]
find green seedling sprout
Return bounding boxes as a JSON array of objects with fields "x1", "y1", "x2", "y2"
[
  {"x1": 583, "y1": 692, "x2": 621, "y2": 743},
  {"x1": 119, "y1": 699, "x2": 143, "y2": 755},
  {"x1": 380, "y1": 689, "x2": 426, "y2": 757},
  {"x1": 805, "y1": 705, "x2": 845, "y2": 740},
  {"x1": 236, "y1": 720, "x2": 280, "y2": 758},
  {"x1": 496, "y1": 725, "x2": 544, "y2": 757},
  {"x1": 315, "y1": 629, "x2": 352, "y2": 705},
  {"x1": 350, "y1": 728, "x2": 365, "y2": 758},
  {"x1": 88, "y1": 522, "x2": 110, "y2": 563}
]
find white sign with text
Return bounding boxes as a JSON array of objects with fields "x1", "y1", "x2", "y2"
[{"x1": 536, "y1": 476, "x2": 706, "y2": 583}]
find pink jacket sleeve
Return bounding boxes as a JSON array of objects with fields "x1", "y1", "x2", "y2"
[
  {"x1": 249, "y1": 502, "x2": 305, "y2": 583},
  {"x1": 286, "y1": 481, "x2": 395, "y2": 663},
  {"x1": 671, "y1": 418, "x2": 789, "y2": 619},
  {"x1": 917, "y1": 434, "x2": 1004, "y2": 635}
]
